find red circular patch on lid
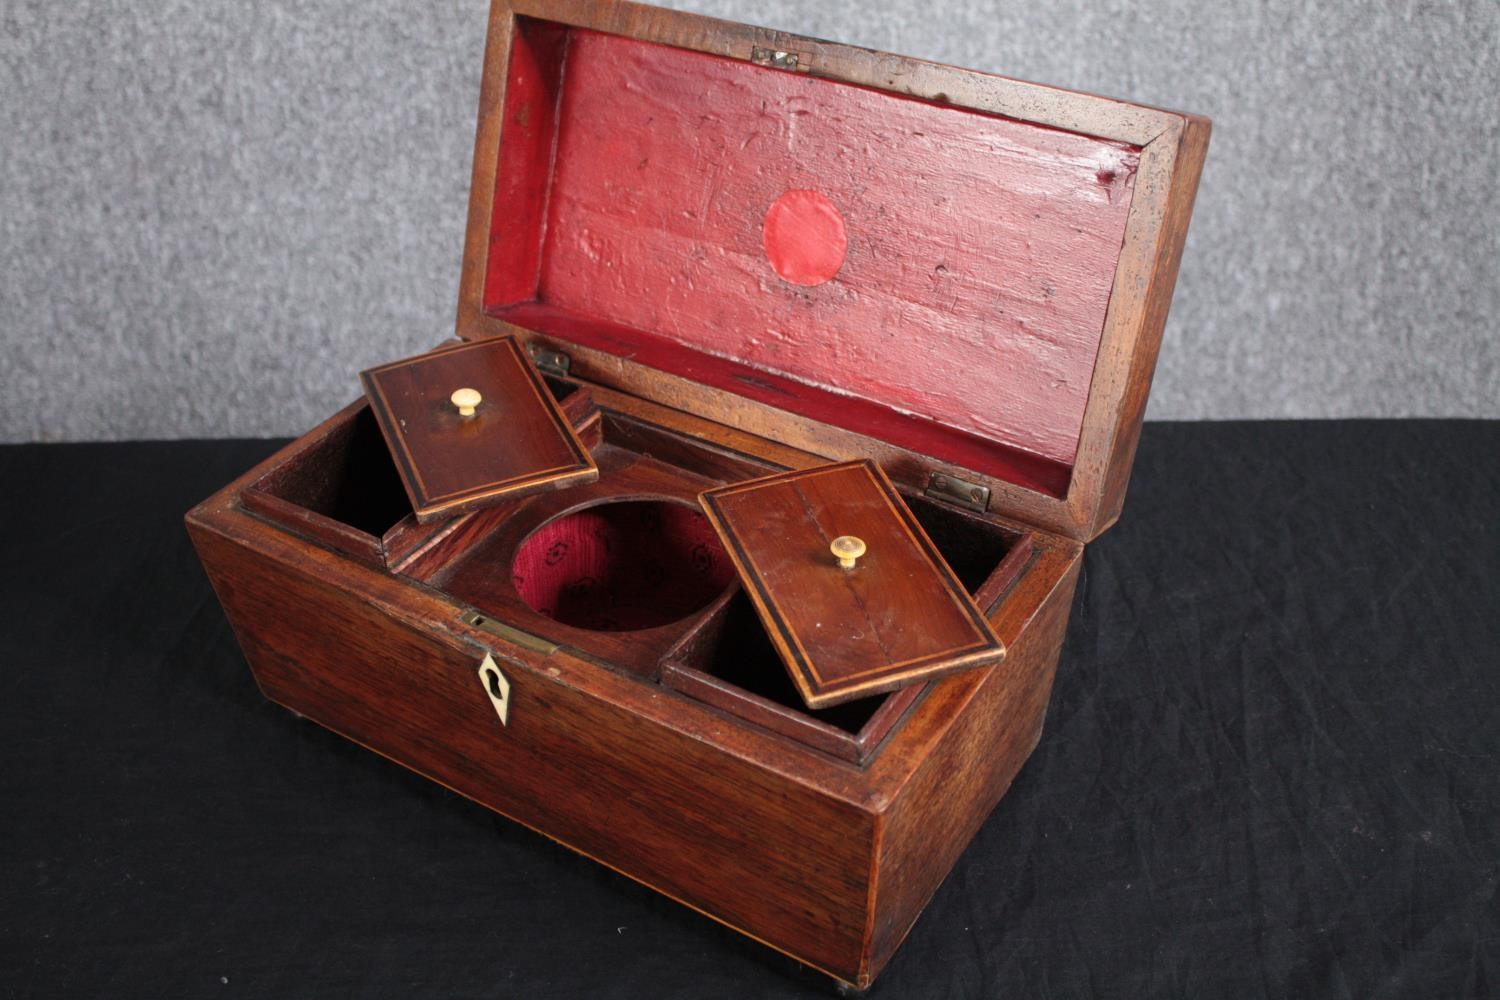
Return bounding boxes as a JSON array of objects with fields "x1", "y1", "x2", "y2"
[{"x1": 763, "y1": 190, "x2": 848, "y2": 287}]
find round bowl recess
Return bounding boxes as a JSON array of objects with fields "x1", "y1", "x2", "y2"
[{"x1": 510, "y1": 499, "x2": 736, "y2": 632}]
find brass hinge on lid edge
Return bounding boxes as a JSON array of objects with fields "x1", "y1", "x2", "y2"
[
  {"x1": 528, "y1": 345, "x2": 571, "y2": 378},
  {"x1": 925, "y1": 472, "x2": 991, "y2": 514},
  {"x1": 751, "y1": 46, "x2": 811, "y2": 72}
]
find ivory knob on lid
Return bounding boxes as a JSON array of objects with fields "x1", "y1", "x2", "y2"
[
  {"x1": 830, "y1": 535, "x2": 866, "y2": 571},
  {"x1": 450, "y1": 387, "x2": 482, "y2": 418}
]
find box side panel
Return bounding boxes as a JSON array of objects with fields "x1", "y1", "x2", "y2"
[
  {"x1": 1082, "y1": 116, "x2": 1212, "y2": 538},
  {"x1": 866, "y1": 547, "x2": 1082, "y2": 982},
  {"x1": 187, "y1": 516, "x2": 875, "y2": 981},
  {"x1": 484, "y1": 15, "x2": 569, "y2": 307}
]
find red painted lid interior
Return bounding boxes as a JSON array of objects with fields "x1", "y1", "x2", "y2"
[{"x1": 484, "y1": 20, "x2": 1141, "y2": 497}]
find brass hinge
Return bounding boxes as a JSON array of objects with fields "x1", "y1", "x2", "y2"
[
  {"x1": 924, "y1": 472, "x2": 991, "y2": 514},
  {"x1": 528, "y1": 345, "x2": 572, "y2": 378},
  {"x1": 751, "y1": 45, "x2": 810, "y2": 72}
]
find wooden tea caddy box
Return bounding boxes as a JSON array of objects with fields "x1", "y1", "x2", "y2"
[{"x1": 186, "y1": 0, "x2": 1208, "y2": 988}]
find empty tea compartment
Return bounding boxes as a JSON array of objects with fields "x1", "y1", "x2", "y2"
[
  {"x1": 241, "y1": 403, "x2": 421, "y2": 567},
  {"x1": 661, "y1": 491, "x2": 1034, "y2": 762}
]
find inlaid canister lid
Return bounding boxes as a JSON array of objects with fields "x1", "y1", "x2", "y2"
[
  {"x1": 360, "y1": 337, "x2": 597, "y2": 523},
  {"x1": 700, "y1": 460, "x2": 1005, "y2": 708}
]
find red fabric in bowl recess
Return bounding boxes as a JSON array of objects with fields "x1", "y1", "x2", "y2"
[{"x1": 511, "y1": 500, "x2": 736, "y2": 632}]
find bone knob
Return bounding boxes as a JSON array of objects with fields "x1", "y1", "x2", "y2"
[
  {"x1": 451, "y1": 387, "x2": 482, "y2": 418},
  {"x1": 831, "y1": 535, "x2": 866, "y2": 571}
]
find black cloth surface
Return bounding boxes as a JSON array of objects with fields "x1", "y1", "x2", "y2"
[{"x1": 2, "y1": 421, "x2": 1496, "y2": 998}]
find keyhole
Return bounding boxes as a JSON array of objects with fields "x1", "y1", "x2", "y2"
[{"x1": 476, "y1": 652, "x2": 510, "y2": 727}]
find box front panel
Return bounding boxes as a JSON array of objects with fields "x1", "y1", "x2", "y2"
[{"x1": 189, "y1": 518, "x2": 877, "y2": 980}]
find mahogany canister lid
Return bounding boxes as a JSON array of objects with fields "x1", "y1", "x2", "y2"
[
  {"x1": 699, "y1": 460, "x2": 1006, "y2": 708},
  {"x1": 360, "y1": 337, "x2": 597, "y2": 523}
]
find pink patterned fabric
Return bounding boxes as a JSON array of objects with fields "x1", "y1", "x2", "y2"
[{"x1": 511, "y1": 501, "x2": 735, "y2": 631}]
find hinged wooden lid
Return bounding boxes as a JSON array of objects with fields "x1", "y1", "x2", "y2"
[
  {"x1": 456, "y1": 0, "x2": 1210, "y2": 542},
  {"x1": 699, "y1": 460, "x2": 1005, "y2": 708},
  {"x1": 360, "y1": 337, "x2": 597, "y2": 523}
]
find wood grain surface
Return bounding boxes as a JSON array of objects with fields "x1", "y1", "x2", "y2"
[
  {"x1": 701, "y1": 460, "x2": 1005, "y2": 707},
  {"x1": 186, "y1": 367, "x2": 1083, "y2": 987},
  {"x1": 360, "y1": 337, "x2": 597, "y2": 522}
]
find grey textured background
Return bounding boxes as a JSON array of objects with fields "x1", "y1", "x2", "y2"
[{"x1": 2, "y1": 0, "x2": 1496, "y2": 442}]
